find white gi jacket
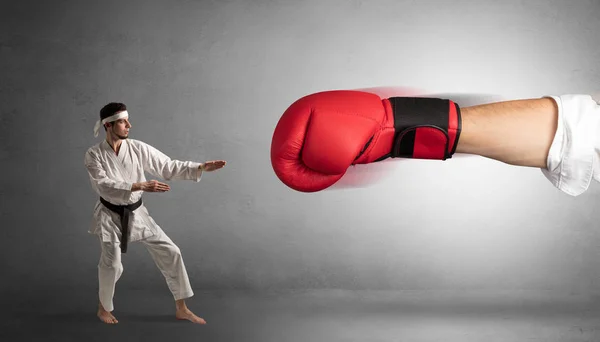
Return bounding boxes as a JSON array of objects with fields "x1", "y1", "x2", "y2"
[{"x1": 84, "y1": 139, "x2": 202, "y2": 242}]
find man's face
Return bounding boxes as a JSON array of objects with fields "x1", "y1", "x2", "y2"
[{"x1": 107, "y1": 116, "x2": 131, "y2": 139}]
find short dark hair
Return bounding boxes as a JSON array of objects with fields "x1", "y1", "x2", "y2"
[
  {"x1": 100, "y1": 102, "x2": 127, "y2": 120},
  {"x1": 100, "y1": 102, "x2": 127, "y2": 130}
]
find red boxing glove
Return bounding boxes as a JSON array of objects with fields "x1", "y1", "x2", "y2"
[{"x1": 270, "y1": 90, "x2": 461, "y2": 192}]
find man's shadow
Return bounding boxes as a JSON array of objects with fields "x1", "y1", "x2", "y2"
[{"x1": 11, "y1": 311, "x2": 178, "y2": 324}]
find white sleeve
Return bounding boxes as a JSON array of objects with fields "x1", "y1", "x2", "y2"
[
  {"x1": 84, "y1": 150, "x2": 133, "y2": 195},
  {"x1": 540, "y1": 94, "x2": 600, "y2": 196},
  {"x1": 137, "y1": 141, "x2": 202, "y2": 182}
]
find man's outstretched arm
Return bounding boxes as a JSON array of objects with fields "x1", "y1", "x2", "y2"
[{"x1": 134, "y1": 140, "x2": 226, "y2": 183}]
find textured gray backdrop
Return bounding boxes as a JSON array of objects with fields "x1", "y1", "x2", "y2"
[{"x1": 1, "y1": 0, "x2": 599, "y2": 301}]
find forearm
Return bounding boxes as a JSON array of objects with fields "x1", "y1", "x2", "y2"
[
  {"x1": 157, "y1": 161, "x2": 203, "y2": 180},
  {"x1": 455, "y1": 97, "x2": 558, "y2": 168}
]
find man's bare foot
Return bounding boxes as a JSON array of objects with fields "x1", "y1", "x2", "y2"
[
  {"x1": 97, "y1": 303, "x2": 118, "y2": 324},
  {"x1": 176, "y1": 307, "x2": 206, "y2": 324},
  {"x1": 175, "y1": 299, "x2": 206, "y2": 324}
]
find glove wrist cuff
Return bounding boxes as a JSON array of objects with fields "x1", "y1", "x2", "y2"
[{"x1": 387, "y1": 97, "x2": 462, "y2": 160}]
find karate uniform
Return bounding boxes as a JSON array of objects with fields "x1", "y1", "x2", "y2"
[
  {"x1": 542, "y1": 94, "x2": 600, "y2": 196},
  {"x1": 84, "y1": 138, "x2": 202, "y2": 312}
]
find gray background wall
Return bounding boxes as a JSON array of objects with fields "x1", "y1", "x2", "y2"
[{"x1": 2, "y1": 0, "x2": 600, "y2": 299}]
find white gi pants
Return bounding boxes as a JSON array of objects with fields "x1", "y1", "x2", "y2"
[
  {"x1": 98, "y1": 229, "x2": 194, "y2": 312},
  {"x1": 541, "y1": 94, "x2": 600, "y2": 196}
]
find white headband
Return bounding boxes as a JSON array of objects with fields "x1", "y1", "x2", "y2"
[{"x1": 93, "y1": 111, "x2": 129, "y2": 137}]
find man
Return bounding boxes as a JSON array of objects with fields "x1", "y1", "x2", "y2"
[{"x1": 84, "y1": 102, "x2": 226, "y2": 325}]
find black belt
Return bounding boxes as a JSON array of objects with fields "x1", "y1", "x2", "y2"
[{"x1": 100, "y1": 197, "x2": 143, "y2": 253}]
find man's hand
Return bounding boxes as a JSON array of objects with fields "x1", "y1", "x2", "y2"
[
  {"x1": 201, "y1": 160, "x2": 227, "y2": 172},
  {"x1": 132, "y1": 180, "x2": 170, "y2": 192}
]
